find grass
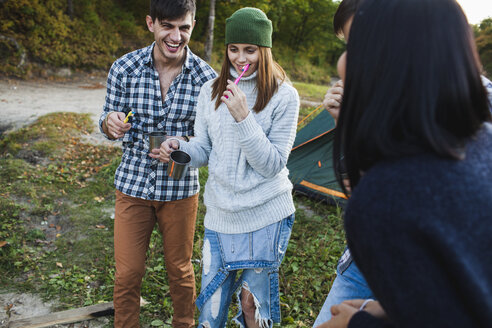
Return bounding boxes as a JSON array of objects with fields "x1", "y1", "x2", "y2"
[
  {"x1": 293, "y1": 81, "x2": 332, "y2": 130},
  {"x1": 0, "y1": 112, "x2": 345, "y2": 327},
  {"x1": 293, "y1": 81, "x2": 330, "y2": 102}
]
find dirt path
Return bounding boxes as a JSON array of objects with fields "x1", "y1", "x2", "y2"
[
  {"x1": 0, "y1": 76, "x2": 115, "y2": 146},
  {"x1": 0, "y1": 76, "x2": 323, "y2": 134}
]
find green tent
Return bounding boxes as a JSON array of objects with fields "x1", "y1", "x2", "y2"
[{"x1": 287, "y1": 108, "x2": 347, "y2": 205}]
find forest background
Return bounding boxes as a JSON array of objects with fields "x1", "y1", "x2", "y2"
[
  {"x1": 0, "y1": 0, "x2": 491, "y2": 327},
  {"x1": 1, "y1": 0, "x2": 490, "y2": 82}
]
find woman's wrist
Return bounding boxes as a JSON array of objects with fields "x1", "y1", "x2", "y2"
[
  {"x1": 359, "y1": 300, "x2": 387, "y2": 320},
  {"x1": 358, "y1": 299, "x2": 375, "y2": 311},
  {"x1": 234, "y1": 110, "x2": 249, "y2": 122}
]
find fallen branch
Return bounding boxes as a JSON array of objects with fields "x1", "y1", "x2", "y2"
[{"x1": 7, "y1": 298, "x2": 148, "y2": 328}]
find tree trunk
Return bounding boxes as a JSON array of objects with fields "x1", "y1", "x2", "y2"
[
  {"x1": 0, "y1": 35, "x2": 26, "y2": 68},
  {"x1": 203, "y1": 0, "x2": 216, "y2": 63},
  {"x1": 67, "y1": 0, "x2": 74, "y2": 20}
]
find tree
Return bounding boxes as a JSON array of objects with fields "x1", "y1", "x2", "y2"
[
  {"x1": 203, "y1": 0, "x2": 216, "y2": 62},
  {"x1": 475, "y1": 18, "x2": 492, "y2": 76},
  {"x1": 67, "y1": 0, "x2": 73, "y2": 20}
]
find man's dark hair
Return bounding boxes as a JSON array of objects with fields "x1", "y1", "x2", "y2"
[
  {"x1": 333, "y1": 0, "x2": 361, "y2": 36},
  {"x1": 334, "y1": 0, "x2": 491, "y2": 190},
  {"x1": 150, "y1": 0, "x2": 196, "y2": 22}
]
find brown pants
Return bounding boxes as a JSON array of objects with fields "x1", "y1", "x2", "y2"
[{"x1": 113, "y1": 190, "x2": 198, "y2": 328}]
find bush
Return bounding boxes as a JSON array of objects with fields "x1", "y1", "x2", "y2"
[
  {"x1": 274, "y1": 43, "x2": 335, "y2": 85},
  {"x1": 0, "y1": 0, "x2": 151, "y2": 76}
]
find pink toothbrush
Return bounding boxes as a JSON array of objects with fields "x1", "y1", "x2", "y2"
[
  {"x1": 225, "y1": 64, "x2": 249, "y2": 99},
  {"x1": 234, "y1": 64, "x2": 250, "y2": 84}
]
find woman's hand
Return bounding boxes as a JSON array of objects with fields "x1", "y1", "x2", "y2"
[
  {"x1": 316, "y1": 303, "x2": 358, "y2": 328},
  {"x1": 342, "y1": 299, "x2": 387, "y2": 319},
  {"x1": 322, "y1": 80, "x2": 344, "y2": 124},
  {"x1": 148, "y1": 138, "x2": 179, "y2": 163},
  {"x1": 221, "y1": 80, "x2": 250, "y2": 122},
  {"x1": 315, "y1": 299, "x2": 386, "y2": 328},
  {"x1": 343, "y1": 178, "x2": 351, "y2": 194}
]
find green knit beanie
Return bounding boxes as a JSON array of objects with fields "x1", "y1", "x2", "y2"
[{"x1": 225, "y1": 7, "x2": 272, "y2": 48}]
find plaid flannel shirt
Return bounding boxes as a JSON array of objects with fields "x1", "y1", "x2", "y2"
[{"x1": 100, "y1": 43, "x2": 217, "y2": 201}]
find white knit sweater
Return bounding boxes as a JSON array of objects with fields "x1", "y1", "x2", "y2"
[{"x1": 179, "y1": 68, "x2": 299, "y2": 233}]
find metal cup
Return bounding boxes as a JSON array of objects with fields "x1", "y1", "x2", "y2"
[
  {"x1": 147, "y1": 131, "x2": 167, "y2": 150},
  {"x1": 167, "y1": 150, "x2": 191, "y2": 180}
]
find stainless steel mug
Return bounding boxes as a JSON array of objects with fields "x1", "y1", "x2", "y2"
[
  {"x1": 167, "y1": 150, "x2": 191, "y2": 180},
  {"x1": 148, "y1": 131, "x2": 167, "y2": 150}
]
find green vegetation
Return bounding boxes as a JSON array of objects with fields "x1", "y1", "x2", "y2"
[
  {"x1": 1, "y1": 1, "x2": 489, "y2": 82},
  {"x1": 292, "y1": 80, "x2": 330, "y2": 131},
  {"x1": 0, "y1": 0, "x2": 342, "y2": 84},
  {"x1": 0, "y1": 0, "x2": 151, "y2": 77},
  {"x1": 0, "y1": 112, "x2": 345, "y2": 326},
  {"x1": 293, "y1": 81, "x2": 329, "y2": 102},
  {"x1": 474, "y1": 18, "x2": 492, "y2": 76}
]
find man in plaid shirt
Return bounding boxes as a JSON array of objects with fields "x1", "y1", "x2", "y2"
[{"x1": 99, "y1": 0, "x2": 216, "y2": 327}]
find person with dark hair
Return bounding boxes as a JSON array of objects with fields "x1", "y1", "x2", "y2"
[
  {"x1": 319, "y1": 0, "x2": 492, "y2": 327},
  {"x1": 313, "y1": 1, "x2": 373, "y2": 326},
  {"x1": 99, "y1": 0, "x2": 216, "y2": 326},
  {"x1": 158, "y1": 7, "x2": 299, "y2": 328},
  {"x1": 314, "y1": 0, "x2": 492, "y2": 326}
]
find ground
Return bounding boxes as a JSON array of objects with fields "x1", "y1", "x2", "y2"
[
  {"x1": 0, "y1": 75, "x2": 343, "y2": 328},
  {"x1": 0, "y1": 75, "x2": 112, "y2": 146},
  {"x1": 0, "y1": 75, "x2": 115, "y2": 328},
  {"x1": 0, "y1": 76, "x2": 322, "y2": 137}
]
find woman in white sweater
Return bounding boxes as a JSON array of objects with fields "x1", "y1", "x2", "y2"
[{"x1": 158, "y1": 7, "x2": 299, "y2": 328}]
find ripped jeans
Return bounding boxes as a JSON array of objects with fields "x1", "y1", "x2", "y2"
[{"x1": 196, "y1": 214, "x2": 295, "y2": 328}]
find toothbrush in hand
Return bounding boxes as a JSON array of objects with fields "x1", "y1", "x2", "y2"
[
  {"x1": 225, "y1": 64, "x2": 250, "y2": 99},
  {"x1": 234, "y1": 64, "x2": 250, "y2": 84},
  {"x1": 123, "y1": 111, "x2": 134, "y2": 124}
]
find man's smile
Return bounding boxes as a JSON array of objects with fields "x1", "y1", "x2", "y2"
[{"x1": 165, "y1": 41, "x2": 182, "y2": 52}]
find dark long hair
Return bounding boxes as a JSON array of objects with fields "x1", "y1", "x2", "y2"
[
  {"x1": 212, "y1": 47, "x2": 287, "y2": 112},
  {"x1": 334, "y1": 0, "x2": 491, "y2": 191},
  {"x1": 333, "y1": 0, "x2": 361, "y2": 36}
]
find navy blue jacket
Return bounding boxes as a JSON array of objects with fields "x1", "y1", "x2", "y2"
[{"x1": 346, "y1": 123, "x2": 492, "y2": 328}]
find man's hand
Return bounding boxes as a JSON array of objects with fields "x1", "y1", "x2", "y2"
[
  {"x1": 148, "y1": 138, "x2": 180, "y2": 163},
  {"x1": 323, "y1": 80, "x2": 344, "y2": 124},
  {"x1": 105, "y1": 112, "x2": 131, "y2": 139}
]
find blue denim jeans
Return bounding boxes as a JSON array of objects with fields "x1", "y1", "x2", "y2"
[
  {"x1": 196, "y1": 214, "x2": 295, "y2": 328},
  {"x1": 313, "y1": 249, "x2": 375, "y2": 327}
]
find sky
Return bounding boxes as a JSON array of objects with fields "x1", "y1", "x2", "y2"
[{"x1": 456, "y1": 0, "x2": 492, "y2": 25}]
